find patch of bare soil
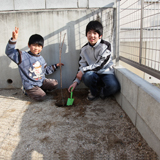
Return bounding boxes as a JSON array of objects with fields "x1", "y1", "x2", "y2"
[
  {"x1": 51, "y1": 88, "x2": 92, "y2": 107},
  {"x1": 0, "y1": 89, "x2": 157, "y2": 159}
]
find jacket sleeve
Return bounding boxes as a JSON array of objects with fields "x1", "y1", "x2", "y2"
[
  {"x1": 79, "y1": 52, "x2": 88, "y2": 72},
  {"x1": 81, "y1": 46, "x2": 111, "y2": 74},
  {"x1": 45, "y1": 64, "x2": 58, "y2": 75},
  {"x1": 5, "y1": 38, "x2": 22, "y2": 65},
  {"x1": 72, "y1": 49, "x2": 88, "y2": 84}
]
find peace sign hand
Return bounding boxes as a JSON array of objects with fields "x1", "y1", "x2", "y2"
[{"x1": 12, "y1": 27, "x2": 19, "y2": 41}]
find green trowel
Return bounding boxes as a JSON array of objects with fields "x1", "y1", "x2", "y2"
[{"x1": 67, "y1": 87, "x2": 74, "y2": 106}]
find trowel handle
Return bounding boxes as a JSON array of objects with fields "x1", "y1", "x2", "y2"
[
  {"x1": 71, "y1": 91, "x2": 73, "y2": 99},
  {"x1": 71, "y1": 87, "x2": 73, "y2": 98}
]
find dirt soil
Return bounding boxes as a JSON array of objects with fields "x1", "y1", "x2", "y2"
[
  {"x1": 53, "y1": 88, "x2": 91, "y2": 107},
  {"x1": 0, "y1": 88, "x2": 158, "y2": 160}
]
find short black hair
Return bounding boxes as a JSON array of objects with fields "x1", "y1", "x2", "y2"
[
  {"x1": 86, "y1": 20, "x2": 103, "y2": 37},
  {"x1": 28, "y1": 34, "x2": 44, "y2": 47}
]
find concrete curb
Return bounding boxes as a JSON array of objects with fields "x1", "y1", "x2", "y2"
[{"x1": 114, "y1": 66, "x2": 160, "y2": 159}]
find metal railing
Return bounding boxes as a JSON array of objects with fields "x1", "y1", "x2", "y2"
[{"x1": 117, "y1": 0, "x2": 160, "y2": 80}]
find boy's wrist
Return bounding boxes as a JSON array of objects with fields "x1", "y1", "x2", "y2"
[
  {"x1": 9, "y1": 38, "x2": 17, "y2": 44},
  {"x1": 73, "y1": 82, "x2": 78, "y2": 85},
  {"x1": 52, "y1": 64, "x2": 58, "y2": 71},
  {"x1": 10, "y1": 37, "x2": 17, "y2": 42},
  {"x1": 12, "y1": 38, "x2": 17, "y2": 41}
]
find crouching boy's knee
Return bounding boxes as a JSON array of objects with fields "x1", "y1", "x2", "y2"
[
  {"x1": 42, "y1": 79, "x2": 58, "y2": 91},
  {"x1": 51, "y1": 79, "x2": 58, "y2": 89},
  {"x1": 35, "y1": 93, "x2": 46, "y2": 101},
  {"x1": 25, "y1": 86, "x2": 46, "y2": 101}
]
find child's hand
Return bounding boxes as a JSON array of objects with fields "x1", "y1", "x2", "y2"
[
  {"x1": 12, "y1": 27, "x2": 19, "y2": 41},
  {"x1": 57, "y1": 63, "x2": 64, "y2": 67},
  {"x1": 68, "y1": 82, "x2": 77, "y2": 93}
]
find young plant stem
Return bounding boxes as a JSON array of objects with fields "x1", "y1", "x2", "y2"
[{"x1": 59, "y1": 32, "x2": 66, "y2": 106}]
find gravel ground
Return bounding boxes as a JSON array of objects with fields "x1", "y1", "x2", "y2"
[{"x1": 0, "y1": 88, "x2": 158, "y2": 160}]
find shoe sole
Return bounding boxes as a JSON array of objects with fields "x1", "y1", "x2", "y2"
[{"x1": 87, "y1": 96, "x2": 99, "y2": 101}]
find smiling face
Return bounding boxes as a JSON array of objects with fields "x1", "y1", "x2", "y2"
[
  {"x1": 28, "y1": 44, "x2": 43, "y2": 54},
  {"x1": 87, "y1": 30, "x2": 102, "y2": 46}
]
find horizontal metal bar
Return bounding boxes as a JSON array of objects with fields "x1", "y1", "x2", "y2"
[
  {"x1": 119, "y1": 56, "x2": 160, "y2": 79},
  {"x1": 120, "y1": 9, "x2": 141, "y2": 20},
  {"x1": 120, "y1": 19, "x2": 141, "y2": 26},
  {"x1": 120, "y1": 0, "x2": 128, "y2": 6},
  {"x1": 120, "y1": 44, "x2": 160, "y2": 52},
  {"x1": 120, "y1": 27, "x2": 160, "y2": 30},
  {"x1": 120, "y1": 8, "x2": 160, "y2": 10},
  {"x1": 120, "y1": 1, "x2": 139, "y2": 13},
  {"x1": 119, "y1": 52, "x2": 160, "y2": 64},
  {"x1": 120, "y1": 50, "x2": 139, "y2": 57}
]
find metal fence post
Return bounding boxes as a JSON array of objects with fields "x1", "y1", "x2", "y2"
[
  {"x1": 139, "y1": 0, "x2": 144, "y2": 65},
  {"x1": 116, "y1": 0, "x2": 120, "y2": 66}
]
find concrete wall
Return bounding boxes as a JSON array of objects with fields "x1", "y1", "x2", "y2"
[
  {"x1": 0, "y1": 0, "x2": 116, "y2": 11},
  {"x1": 0, "y1": 8, "x2": 115, "y2": 89},
  {"x1": 114, "y1": 66, "x2": 160, "y2": 158}
]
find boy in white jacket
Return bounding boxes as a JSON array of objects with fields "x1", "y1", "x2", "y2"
[{"x1": 68, "y1": 20, "x2": 120, "y2": 100}]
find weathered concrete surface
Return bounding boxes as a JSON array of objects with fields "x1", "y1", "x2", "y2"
[
  {"x1": 0, "y1": 89, "x2": 157, "y2": 160},
  {"x1": 0, "y1": 0, "x2": 116, "y2": 11},
  {"x1": 115, "y1": 66, "x2": 160, "y2": 159}
]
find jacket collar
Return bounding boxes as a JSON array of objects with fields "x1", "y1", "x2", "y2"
[
  {"x1": 28, "y1": 51, "x2": 40, "y2": 57},
  {"x1": 88, "y1": 39, "x2": 101, "y2": 48}
]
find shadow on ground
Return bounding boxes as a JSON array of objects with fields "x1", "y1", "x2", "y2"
[{"x1": 0, "y1": 89, "x2": 158, "y2": 160}]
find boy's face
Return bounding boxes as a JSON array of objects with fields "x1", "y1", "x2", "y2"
[
  {"x1": 87, "y1": 30, "x2": 102, "y2": 46},
  {"x1": 28, "y1": 44, "x2": 43, "y2": 54}
]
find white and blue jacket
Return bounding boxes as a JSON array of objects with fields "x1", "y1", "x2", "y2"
[{"x1": 5, "y1": 38, "x2": 58, "y2": 90}]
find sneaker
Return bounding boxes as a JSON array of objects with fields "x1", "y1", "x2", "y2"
[
  {"x1": 87, "y1": 92, "x2": 99, "y2": 101},
  {"x1": 23, "y1": 89, "x2": 28, "y2": 96},
  {"x1": 21, "y1": 86, "x2": 28, "y2": 96}
]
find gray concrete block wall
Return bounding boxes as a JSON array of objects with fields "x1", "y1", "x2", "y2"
[
  {"x1": 137, "y1": 88, "x2": 160, "y2": 140},
  {"x1": 89, "y1": 0, "x2": 115, "y2": 8},
  {"x1": 15, "y1": 0, "x2": 45, "y2": 10},
  {"x1": 46, "y1": 0, "x2": 77, "y2": 9},
  {"x1": 78, "y1": 0, "x2": 88, "y2": 8},
  {"x1": 114, "y1": 66, "x2": 160, "y2": 158},
  {"x1": 0, "y1": 0, "x2": 14, "y2": 11},
  {"x1": 0, "y1": 0, "x2": 116, "y2": 11}
]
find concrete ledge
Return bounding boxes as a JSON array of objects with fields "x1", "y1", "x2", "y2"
[
  {"x1": 0, "y1": 0, "x2": 116, "y2": 11},
  {"x1": 114, "y1": 66, "x2": 160, "y2": 158}
]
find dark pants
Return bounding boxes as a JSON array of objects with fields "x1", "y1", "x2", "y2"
[
  {"x1": 82, "y1": 71, "x2": 120, "y2": 97},
  {"x1": 25, "y1": 79, "x2": 58, "y2": 101}
]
